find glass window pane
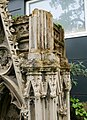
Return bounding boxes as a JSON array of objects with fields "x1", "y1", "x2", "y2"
[{"x1": 27, "y1": 0, "x2": 85, "y2": 34}]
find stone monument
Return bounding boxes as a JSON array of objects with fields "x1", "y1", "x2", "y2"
[{"x1": 0, "y1": 0, "x2": 71, "y2": 120}]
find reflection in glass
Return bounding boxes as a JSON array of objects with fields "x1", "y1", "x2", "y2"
[{"x1": 28, "y1": 0, "x2": 85, "y2": 34}]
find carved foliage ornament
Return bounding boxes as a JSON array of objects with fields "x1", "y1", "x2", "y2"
[{"x1": 0, "y1": 46, "x2": 12, "y2": 75}]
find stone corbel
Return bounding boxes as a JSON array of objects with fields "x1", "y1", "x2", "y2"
[
  {"x1": 62, "y1": 72, "x2": 71, "y2": 91},
  {"x1": 40, "y1": 80, "x2": 47, "y2": 98},
  {"x1": 32, "y1": 76, "x2": 42, "y2": 97},
  {"x1": 25, "y1": 74, "x2": 42, "y2": 98},
  {"x1": 46, "y1": 73, "x2": 57, "y2": 98},
  {"x1": 59, "y1": 104, "x2": 67, "y2": 116}
]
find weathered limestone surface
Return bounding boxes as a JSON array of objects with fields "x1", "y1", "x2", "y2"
[{"x1": 0, "y1": 0, "x2": 71, "y2": 120}]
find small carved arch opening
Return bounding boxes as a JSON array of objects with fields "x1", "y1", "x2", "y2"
[
  {"x1": 63, "y1": 81, "x2": 67, "y2": 100},
  {"x1": 47, "y1": 83, "x2": 51, "y2": 100},
  {"x1": 29, "y1": 83, "x2": 35, "y2": 97},
  {"x1": 21, "y1": 116, "x2": 24, "y2": 120}
]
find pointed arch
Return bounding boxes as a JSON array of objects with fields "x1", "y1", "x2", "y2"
[
  {"x1": 0, "y1": 75, "x2": 24, "y2": 108},
  {"x1": 0, "y1": 87, "x2": 20, "y2": 119},
  {"x1": 29, "y1": 82, "x2": 35, "y2": 97},
  {"x1": 24, "y1": 80, "x2": 35, "y2": 98},
  {"x1": 47, "y1": 83, "x2": 51, "y2": 98}
]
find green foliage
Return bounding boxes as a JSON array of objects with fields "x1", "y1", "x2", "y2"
[
  {"x1": 12, "y1": 14, "x2": 21, "y2": 20},
  {"x1": 70, "y1": 62, "x2": 87, "y2": 120},
  {"x1": 71, "y1": 97, "x2": 87, "y2": 120},
  {"x1": 70, "y1": 62, "x2": 87, "y2": 85},
  {"x1": 70, "y1": 62, "x2": 87, "y2": 77}
]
